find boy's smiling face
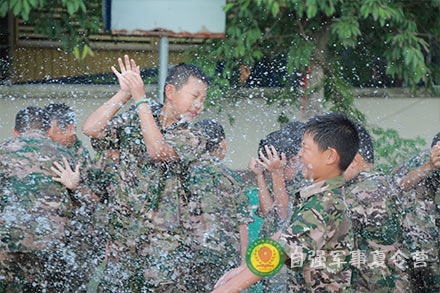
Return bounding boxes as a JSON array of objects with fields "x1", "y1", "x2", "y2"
[
  {"x1": 47, "y1": 120, "x2": 76, "y2": 148},
  {"x1": 298, "y1": 132, "x2": 334, "y2": 182},
  {"x1": 166, "y1": 76, "x2": 208, "y2": 122}
]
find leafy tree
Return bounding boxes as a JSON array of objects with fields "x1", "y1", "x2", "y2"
[
  {"x1": 187, "y1": 0, "x2": 440, "y2": 120},
  {"x1": 184, "y1": 0, "x2": 438, "y2": 170},
  {"x1": 0, "y1": 0, "x2": 102, "y2": 58}
]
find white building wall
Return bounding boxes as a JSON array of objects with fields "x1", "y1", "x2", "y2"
[{"x1": 0, "y1": 85, "x2": 438, "y2": 169}]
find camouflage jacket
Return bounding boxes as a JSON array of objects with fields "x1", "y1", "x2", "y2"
[
  {"x1": 344, "y1": 170, "x2": 406, "y2": 292},
  {"x1": 70, "y1": 136, "x2": 100, "y2": 197},
  {"x1": 70, "y1": 135, "x2": 92, "y2": 172},
  {"x1": 88, "y1": 149, "x2": 119, "y2": 204},
  {"x1": 183, "y1": 158, "x2": 254, "y2": 263},
  {"x1": 92, "y1": 102, "x2": 205, "y2": 246},
  {"x1": 258, "y1": 172, "x2": 308, "y2": 238},
  {"x1": 390, "y1": 150, "x2": 439, "y2": 263},
  {"x1": 0, "y1": 132, "x2": 75, "y2": 253},
  {"x1": 278, "y1": 175, "x2": 353, "y2": 293}
]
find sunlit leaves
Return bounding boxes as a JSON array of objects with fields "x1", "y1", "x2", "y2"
[
  {"x1": 305, "y1": 0, "x2": 317, "y2": 18},
  {"x1": 187, "y1": 0, "x2": 438, "y2": 114},
  {"x1": 360, "y1": 0, "x2": 401, "y2": 26},
  {"x1": 287, "y1": 37, "x2": 314, "y2": 73},
  {"x1": 331, "y1": 16, "x2": 361, "y2": 47},
  {"x1": 372, "y1": 127, "x2": 426, "y2": 174},
  {"x1": 0, "y1": 0, "x2": 100, "y2": 59}
]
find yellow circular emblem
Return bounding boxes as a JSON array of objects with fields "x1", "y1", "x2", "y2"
[{"x1": 246, "y1": 238, "x2": 284, "y2": 277}]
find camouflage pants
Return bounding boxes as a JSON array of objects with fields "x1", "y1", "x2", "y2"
[
  {"x1": 186, "y1": 250, "x2": 240, "y2": 292},
  {"x1": 408, "y1": 261, "x2": 440, "y2": 293},
  {"x1": 100, "y1": 236, "x2": 193, "y2": 292},
  {"x1": 0, "y1": 251, "x2": 68, "y2": 292},
  {"x1": 260, "y1": 266, "x2": 288, "y2": 293}
]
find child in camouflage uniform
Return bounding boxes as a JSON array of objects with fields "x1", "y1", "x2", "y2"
[
  {"x1": 0, "y1": 107, "x2": 80, "y2": 291},
  {"x1": 83, "y1": 55, "x2": 209, "y2": 291},
  {"x1": 248, "y1": 123, "x2": 306, "y2": 292},
  {"x1": 250, "y1": 122, "x2": 305, "y2": 225},
  {"x1": 45, "y1": 102, "x2": 109, "y2": 290},
  {"x1": 167, "y1": 119, "x2": 254, "y2": 291},
  {"x1": 390, "y1": 132, "x2": 440, "y2": 292},
  {"x1": 213, "y1": 113, "x2": 359, "y2": 292},
  {"x1": 343, "y1": 124, "x2": 408, "y2": 292}
]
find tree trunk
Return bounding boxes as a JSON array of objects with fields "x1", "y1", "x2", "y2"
[{"x1": 300, "y1": 27, "x2": 331, "y2": 121}]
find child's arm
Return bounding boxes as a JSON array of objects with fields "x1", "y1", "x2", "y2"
[
  {"x1": 212, "y1": 266, "x2": 262, "y2": 293},
  {"x1": 51, "y1": 157, "x2": 99, "y2": 204},
  {"x1": 258, "y1": 145, "x2": 289, "y2": 220},
  {"x1": 115, "y1": 60, "x2": 178, "y2": 161},
  {"x1": 82, "y1": 56, "x2": 132, "y2": 138},
  {"x1": 51, "y1": 157, "x2": 80, "y2": 191},
  {"x1": 213, "y1": 231, "x2": 283, "y2": 292},
  {"x1": 248, "y1": 157, "x2": 273, "y2": 217},
  {"x1": 399, "y1": 143, "x2": 440, "y2": 191},
  {"x1": 239, "y1": 224, "x2": 249, "y2": 265}
]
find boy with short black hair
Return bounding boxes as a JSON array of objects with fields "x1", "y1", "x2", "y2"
[
  {"x1": 249, "y1": 124, "x2": 306, "y2": 292},
  {"x1": 45, "y1": 103, "x2": 77, "y2": 146},
  {"x1": 1, "y1": 107, "x2": 78, "y2": 291},
  {"x1": 170, "y1": 119, "x2": 252, "y2": 291},
  {"x1": 13, "y1": 106, "x2": 50, "y2": 134},
  {"x1": 82, "y1": 56, "x2": 209, "y2": 290},
  {"x1": 391, "y1": 132, "x2": 440, "y2": 292},
  {"x1": 45, "y1": 102, "x2": 94, "y2": 192},
  {"x1": 249, "y1": 123, "x2": 305, "y2": 222},
  {"x1": 214, "y1": 113, "x2": 358, "y2": 292},
  {"x1": 343, "y1": 123, "x2": 407, "y2": 292}
]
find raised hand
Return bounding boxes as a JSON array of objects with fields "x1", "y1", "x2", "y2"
[
  {"x1": 430, "y1": 142, "x2": 440, "y2": 169},
  {"x1": 112, "y1": 55, "x2": 145, "y2": 102},
  {"x1": 111, "y1": 55, "x2": 133, "y2": 94},
  {"x1": 248, "y1": 157, "x2": 264, "y2": 176},
  {"x1": 51, "y1": 157, "x2": 80, "y2": 190},
  {"x1": 257, "y1": 145, "x2": 287, "y2": 174}
]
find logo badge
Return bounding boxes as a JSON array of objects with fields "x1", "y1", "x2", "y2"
[{"x1": 246, "y1": 238, "x2": 285, "y2": 277}]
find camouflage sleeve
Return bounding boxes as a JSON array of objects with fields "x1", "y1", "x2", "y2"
[
  {"x1": 234, "y1": 185, "x2": 254, "y2": 225},
  {"x1": 278, "y1": 192, "x2": 349, "y2": 265},
  {"x1": 85, "y1": 153, "x2": 117, "y2": 202},
  {"x1": 390, "y1": 151, "x2": 430, "y2": 187},
  {"x1": 254, "y1": 182, "x2": 273, "y2": 219},
  {"x1": 72, "y1": 142, "x2": 95, "y2": 187},
  {"x1": 164, "y1": 123, "x2": 206, "y2": 164},
  {"x1": 91, "y1": 109, "x2": 131, "y2": 152},
  {"x1": 349, "y1": 180, "x2": 401, "y2": 246},
  {"x1": 259, "y1": 206, "x2": 287, "y2": 238}
]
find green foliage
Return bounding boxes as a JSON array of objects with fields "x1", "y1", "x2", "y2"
[
  {"x1": 323, "y1": 64, "x2": 366, "y2": 124},
  {"x1": 372, "y1": 127, "x2": 426, "y2": 174},
  {"x1": 0, "y1": 0, "x2": 102, "y2": 59},
  {"x1": 185, "y1": 0, "x2": 439, "y2": 119}
]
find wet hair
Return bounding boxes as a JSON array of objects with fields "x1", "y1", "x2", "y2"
[
  {"x1": 356, "y1": 123, "x2": 374, "y2": 164},
  {"x1": 44, "y1": 103, "x2": 76, "y2": 129},
  {"x1": 280, "y1": 121, "x2": 305, "y2": 155},
  {"x1": 164, "y1": 63, "x2": 210, "y2": 100},
  {"x1": 280, "y1": 121, "x2": 305, "y2": 138},
  {"x1": 15, "y1": 106, "x2": 50, "y2": 133},
  {"x1": 258, "y1": 126, "x2": 302, "y2": 162},
  {"x1": 431, "y1": 132, "x2": 440, "y2": 147},
  {"x1": 304, "y1": 113, "x2": 359, "y2": 171},
  {"x1": 193, "y1": 119, "x2": 225, "y2": 152}
]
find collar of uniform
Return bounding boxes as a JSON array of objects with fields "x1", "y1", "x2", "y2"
[
  {"x1": 70, "y1": 135, "x2": 81, "y2": 151},
  {"x1": 20, "y1": 130, "x2": 47, "y2": 139},
  {"x1": 130, "y1": 99, "x2": 164, "y2": 129},
  {"x1": 351, "y1": 168, "x2": 382, "y2": 184},
  {"x1": 299, "y1": 175, "x2": 345, "y2": 199},
  {"x1": 199, "y1": 152, "x2": 222, "y2": 164}
]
